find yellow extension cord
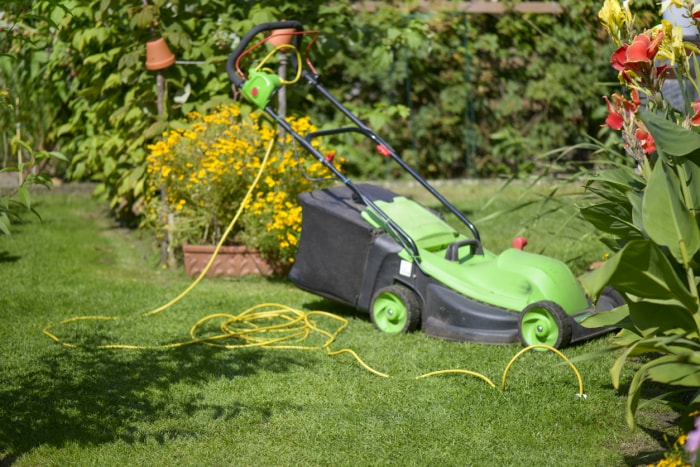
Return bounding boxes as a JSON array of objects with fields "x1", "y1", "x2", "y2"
[{"x1": 42, "y1": 131, "x2": 587, "y2": 397}]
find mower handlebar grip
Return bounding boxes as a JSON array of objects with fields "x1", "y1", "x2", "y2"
[
  {"x1": 226, "y1": 21, "x2": 305, "y2": 88},
  {"x1": 445, "y1": 238, "x2": 483, "y2": 261}
]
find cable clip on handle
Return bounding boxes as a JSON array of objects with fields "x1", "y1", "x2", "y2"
[{"x1": 226, "y1": 21, "x2": 305, "y2": 109}]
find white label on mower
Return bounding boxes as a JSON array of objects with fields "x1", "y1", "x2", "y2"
[{"x1": 399, "y1": 260, "x2": 413, "y2": 277}]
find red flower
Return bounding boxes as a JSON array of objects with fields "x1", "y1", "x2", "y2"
[
  {"x1": 604, "y1": 96, "x2": 624, "y2": 130},
  {"x1": 603, "y1": 92, "x2": 640, "y2": 131},
  {"x1": 610, "y1": 44, "x2": 628, "y2": 72},
  {"x1": 630, "y1": 89, "x2": 641, "y2": 109},
  {"x1": 626, "y1": 32, "x2": 663, "y2": 64},
  {"x1": 691, "y1": 101, "x2": 700, "y2": 126},
  {"x1": 635, "y1": 127, "x2": 656, "y2": 154},
  {"x1": 609, "y1": 31, "x2": 664, "y2": 77}
]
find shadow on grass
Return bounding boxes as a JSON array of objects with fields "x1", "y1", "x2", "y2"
[
  {"x1": 301, "y1": 298, "x2": 368, "y2": 322},
  {"x1": 0, "y1": 344, "x2": 306, "y2": 463},
  {"x1": 613, "y1": 380, "x2": 691, "y2": 466},
  {"x1": 0, "y1": 251, "x2": 20, "y2": 263}
]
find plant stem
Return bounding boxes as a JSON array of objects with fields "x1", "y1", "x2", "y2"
[
  {"x1": 15, "y1": 97, "x2": 22, "y2": 187},
  {"x1": 680, "y1": 238, "x2": 699, "y2": 300}
]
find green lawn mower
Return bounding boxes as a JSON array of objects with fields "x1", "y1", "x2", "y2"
[{"x1": 226, "y1": 21, "x2": 623, "y2": 349}]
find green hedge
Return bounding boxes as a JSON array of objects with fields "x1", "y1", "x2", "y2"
[{"x1": 0, "y1": 0, "x2": 655, "y2": 219}]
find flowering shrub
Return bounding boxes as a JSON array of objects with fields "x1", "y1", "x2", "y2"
[
  {"x1": 581, "y1": 0, "x2": 700, "y2": 430},
  {"x1": 144, "y1": 103, "x2": 337, "y2": 265}
]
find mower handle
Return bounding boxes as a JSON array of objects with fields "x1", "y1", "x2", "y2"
[
  {"x1": 226, "y1": 20, "x2": 305, "y2": 88},
  {"x1": 445, "y1": 238, "x2": 483, "y2": 261}
]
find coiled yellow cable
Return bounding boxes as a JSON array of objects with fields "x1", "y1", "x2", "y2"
[{"x1": 41, "y1": 137, "x2": 390, "y2": 377}]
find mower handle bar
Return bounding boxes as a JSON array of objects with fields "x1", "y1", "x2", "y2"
[
  {"x1": 300, "y1": 69, "x2": 481, "y2": 242},
  {"x1": 226, "y1": 20, "x2": 305, "y2": 88},
  {"x1": 303, "y1": 125, "x2": 481, "y2": 243}
]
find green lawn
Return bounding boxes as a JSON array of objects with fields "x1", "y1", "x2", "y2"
[{"x1": 0, "y1": 183, "x2": 680, "y2": 465}]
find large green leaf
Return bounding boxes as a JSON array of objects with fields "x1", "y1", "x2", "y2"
[
  {"x1": 579, "y1": 239, "x2": 697, "y2": 310},
  {"x1": 585, "y1": 184, "x2": 632, "y2": 204},
  {"x1": 640, "y1": 110, "x2": 700, "y2": 159},
  {"x1": 642, "y1": 161, "x2": 700, "y2": 265},
  {"x1": 627, "y1": 190, "x2": 645, "y2": 235},
  {"x1": 581, "y1": 304, "x2": 631, "y2": 329},
  {"x1": 587, "y1": 167, "x2": 646, "y2": 193},
  {"x1": 627, "y1": 299, "x2": 699, "y2": 335},
  {"x1": 579, "y1": 201, "x2": 643, "y2": 238}
]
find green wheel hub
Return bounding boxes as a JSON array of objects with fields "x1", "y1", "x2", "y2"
[
  {"x1": 373, "y1": 292, "x2": 409, "y2": 333},
  {"x1": 370, "y1": 285, "x2": 421, "y2": 334},
  {"x1": 518, "y1": 301, "x2": 571, "y2": 349},
  {"x1": 521, "y1": 309, "x2": 558, "y2": 346}
]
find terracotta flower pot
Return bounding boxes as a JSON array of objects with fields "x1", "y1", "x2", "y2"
[
  {"x1": 268, "y1": 28, "x2": 296, "y2": 48},
  {"x1": 182, "y1": 244, "x2": 274, "y2": 278},
  {"x1": 145, "y1": 37, "x2": 176, "y2": 71}
]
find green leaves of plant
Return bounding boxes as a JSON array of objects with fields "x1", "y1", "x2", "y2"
[
  {"x1": 580, "y1": 240, "x2": 696, "y2": 310},
  {"x1": 627, "y1": 353, "x2": 700, "y2": 429},
  {"x1": 643, "y1": 159, "x2": 700, "y2": 265},
  {"x1": 640, "y1": 110, "x2": 700, "y2": 159},
  {"x1": 579, "y1": 200, "x2": 642, "y2": 239},
  {"x1": 580, "y1": 167, "x2": 646, "y2": 239}
]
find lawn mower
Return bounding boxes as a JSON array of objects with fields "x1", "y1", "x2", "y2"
[{"x1": 226, "y1": 21, "x2": 623, "y2": 349}]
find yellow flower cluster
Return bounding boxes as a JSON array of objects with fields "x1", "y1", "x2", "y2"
[
  {"x1": 648, "y1": 433, "x2": 692, "y2": 467},
  {"x1": 144, "y1": 102, "x2": 339, "y2": 265}
]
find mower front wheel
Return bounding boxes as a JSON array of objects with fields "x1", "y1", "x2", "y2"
[
  {"x1": 518, "y1": 301, "x2": 571, "y2": 349},
  {"x1": 370, "y1": 285, "x2": 421, "y2": 334}
]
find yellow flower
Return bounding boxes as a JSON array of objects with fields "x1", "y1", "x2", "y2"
[
  {"x1": 144, "y1": 101, "x2": 339, "y2": 264},
  {"x1": 660, "y1": 0, "x2": 686, "y2": 15},
  {"x1": 656, "y1": 21, "x2": 687, "y2": 69},
  {"x1": 598, "y1": 0, "x2": 634, "y2": 46}
]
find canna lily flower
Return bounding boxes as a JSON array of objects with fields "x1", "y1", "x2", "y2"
[
  {"x1": 610, "y1": 44, "x2": 629, "y2": 72},
  {"x1": 635, "y1": 127, "x2": 656, "y2": 154},
  {"x1": 609, "y1": 30, "x2": 668, "y2": 89},
  {"x1": 660, "y1": 0, "x2": 685, "y2": 14},
  {"x1": 604, "y1": 95, "x2": 625, "y2": 130},
  {"x1": 603, "y1": 90, "x2": 641, "y2": 130},
  {"x1": 657, "y1": 21, "x2": 688, "y2": 69},
  {"x1": 598, "y1": 0, "x2": 634, "y2": 46},
  {"x1": 690, "y1": 101, "x2": 700, "y2": 126},
  {"x1": 626, "y1": 32, "x2": 663, "y2": 64}
]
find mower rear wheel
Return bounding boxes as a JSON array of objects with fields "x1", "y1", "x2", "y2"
[
  {"x1": 370, "y1": 285, "x2": 421, "y2": 334},
  {"x1": 518, "y1": 301, "x2": 571, "y2": 349}
]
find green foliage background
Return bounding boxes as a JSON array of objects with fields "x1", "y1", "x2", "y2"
[{"x1": 1, "y1": 0, "x2": 631, "y2": 218}]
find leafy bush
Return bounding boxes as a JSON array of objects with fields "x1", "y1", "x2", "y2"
[
  {"x1": 580, "y1": 0, "x2": 700, "y2": 430},
  {"x1": 1, "y1": 0, "x2": 632, "y2": 218},
  {"x1": 0, "y1": 146, "x2": 66, "y2": 234},
  {"x1": 0, "y1": 0, "x2": 68, "y2": 234},
  {"x1": 144, "y1": 103, "x2": 336, "y2": 264}
]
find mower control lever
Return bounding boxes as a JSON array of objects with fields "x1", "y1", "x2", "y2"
[
  {"x1": 226, "y1": 20, "x2": 304, "y2": 88},
  {"x1": 445, "y1": 238, "x2": 483, "y2": 261}
]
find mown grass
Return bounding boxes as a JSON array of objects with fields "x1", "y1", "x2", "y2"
[{"x1": 0, "y1": 182, "x2": 680, "y2": 465}]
